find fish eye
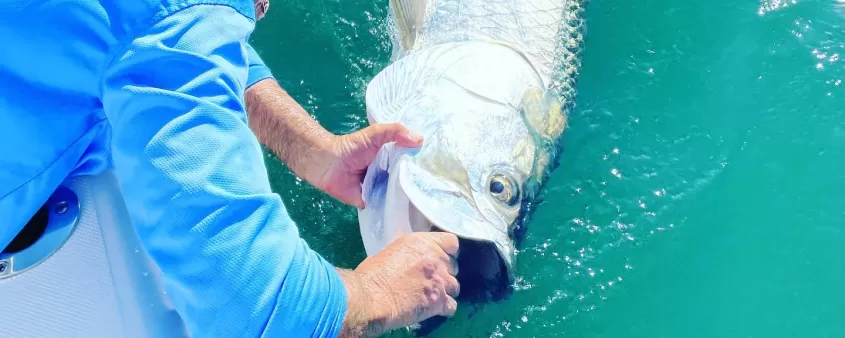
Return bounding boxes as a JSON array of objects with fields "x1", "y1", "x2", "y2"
[
  {"x1": 489, "y1": 175, "x2": 520, "y2": 207},
  {"x1": 491, "y1": 180, "x2": 505, "y2": 194}
]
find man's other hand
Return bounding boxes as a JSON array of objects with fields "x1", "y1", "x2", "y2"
[
  {"x1": 244, "y1": 80, "x2": 422, "y2": 207},
  {"x1": 338, "y1": 232, "x2": 460, "y2": 337},
  {"x1": 318, "y1": 123, "x2": 423, "y2": 208}
]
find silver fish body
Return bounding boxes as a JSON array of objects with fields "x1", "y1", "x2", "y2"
[{"x1": 358, "y1": 0, "x2": 586, "y2": 282}]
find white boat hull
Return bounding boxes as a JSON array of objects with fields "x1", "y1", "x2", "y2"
[{"x1": 1, "y1": 171, "x2": 188, "y2": 338}]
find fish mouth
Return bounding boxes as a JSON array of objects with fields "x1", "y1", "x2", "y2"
[
  {"x1": 395, "y1": 157, "x2": 516, "y2": 291},
  {"x1": 358, "y1": 149, "x2": 516, "y2": 298}
]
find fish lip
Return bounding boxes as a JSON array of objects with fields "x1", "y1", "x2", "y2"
[{"x1": 396, "y1": 158, "x2": 517, "y2": 283}]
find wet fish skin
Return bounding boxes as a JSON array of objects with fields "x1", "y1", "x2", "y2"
[{"x1": 358, "y1": 0, "x2": 587, "y2": 281}]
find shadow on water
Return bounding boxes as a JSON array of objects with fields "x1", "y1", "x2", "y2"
[{"x1": 414, "y1": 238, "x2": 513, "y2": 336}]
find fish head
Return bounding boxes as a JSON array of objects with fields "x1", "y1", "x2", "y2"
[{"x1": 360, "y1": 42, "x2": 566, "y2": 289}]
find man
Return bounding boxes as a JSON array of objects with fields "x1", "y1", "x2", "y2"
[{"x1": 0, "y1": 0, "x2": 460, "y2": 337}]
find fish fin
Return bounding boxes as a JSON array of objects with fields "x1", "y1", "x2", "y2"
[
  {"x1": 365, "y1": 66, "x2": 407, "y2": 124},
  {"x1": 365, "y1": 51, "x2": 436, "y2": 124},
  {"x1": 389, "y1": 0, "x2": 429, "y2": 50}
]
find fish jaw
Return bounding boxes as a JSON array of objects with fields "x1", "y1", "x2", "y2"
[
  {"x1": 401, "y1": 156, "x2": 517, "y2": 282},
  {"x1": 358, "y1": 144, "x2": 517, "y2": 282}
]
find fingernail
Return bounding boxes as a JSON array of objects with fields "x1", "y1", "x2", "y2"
[{"x1": 405, "y1": 130, "x2": 423, "y2": 142}]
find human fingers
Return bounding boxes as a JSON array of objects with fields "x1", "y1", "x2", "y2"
[
  {"x1": 395, "y1": 128, "x2": 424, "y2": 148},
  {"x1": 346, "y1": 187, "x2": 365, "y2": 209},
  {"x1": 353, "y1": 199, "x2": 365, "y2": 210},
  {"x1": 334, "y1": 182, "x2": 365, "y2": 209},
  {"x1": 427, "y1": 232, "x2": 460, "y2": 258},
  {"x1": 365, "y1": 123, "x2": 423, "y2": 150},
  {"x1": 443, "y1": 274, "x2": 460, "y2": 298},
  {"x1": 442, "y1": 296, "x2": 458, "y2": 317},
  {"x1": 440, "y1": 253, "x2": 459, "y2": 276}
]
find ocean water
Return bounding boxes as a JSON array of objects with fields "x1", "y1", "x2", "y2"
[{"x1": 250, "y1": 0, "x2": 845, "y2": 337}]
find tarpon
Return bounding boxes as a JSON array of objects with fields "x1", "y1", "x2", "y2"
[{"x1": 358, "y1": 0, "x2": 586, "y2": 284}]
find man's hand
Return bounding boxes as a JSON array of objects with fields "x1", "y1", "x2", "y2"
[
  {"x1": 338, "y1": 232, "x2": 461, "y2": 337},
  {"x1": 245, "y1": 79, "x2": 422, "y2": 207},
  {"x1": 316, "y1": 124, "x2": 422, "y2": 208}
]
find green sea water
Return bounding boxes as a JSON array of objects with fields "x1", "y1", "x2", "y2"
[{"x1": 250, "y1": 0, "x2": 845, "y2": 336}]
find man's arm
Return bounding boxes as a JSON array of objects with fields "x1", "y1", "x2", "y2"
[
  {"x1": 101, "y1": 5, "x2": 346, "y2": 336},
  {"x1": 243, "y1": 36, "x2": 427, "y2": 208},
  {"x1": 241, "y1": 45, "x2": 386, "y2": 337},
  {"x1": 244, "y1": 77, "x2": 422, "y2": 208},
  {"x1": 245, "y1": 78, "x2": 337, "y2": 187},
  {"x1": 241, "y1": 43, "x2": 336, "y2": 186},
  {"x1": 243, "y1": 40, "x2": 462, "y2": 338}
]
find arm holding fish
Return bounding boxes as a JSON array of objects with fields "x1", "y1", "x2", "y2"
[
  {"x1": 337, "y1": 232, "x2": 462, "y2": 337},
  {"x1": 100, "y1": 6, "x2": 458, "y2": 337},
  {"x1": 243, "y1": 51, "x2": 461, "y2": 337},
  {"x1": 245, "y1": 78, "x2": 423, "y2": 208},
  {"x1": 100, "y1": 6, "x2": 352, "y2": 337}
]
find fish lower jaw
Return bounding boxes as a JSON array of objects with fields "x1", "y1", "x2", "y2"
[{"x1": 408, "y1": 202, "x2": 434, "y2": 233}]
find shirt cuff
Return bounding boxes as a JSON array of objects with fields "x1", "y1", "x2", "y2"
[{"x1": 246, "y1": 43, "x2": 274, "y2": 88}]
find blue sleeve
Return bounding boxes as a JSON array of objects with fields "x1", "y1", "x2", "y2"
[
  {"x1": 246, "y1": 43, "x2": 275, "y2": 88},
  {"x1": 100, "y1": 5, "x2": 346, "y2": 337}
]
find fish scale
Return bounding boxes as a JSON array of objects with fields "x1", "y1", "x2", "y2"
[{"x1": 390, "y1": 0, "x2": 585, "y2": 91}]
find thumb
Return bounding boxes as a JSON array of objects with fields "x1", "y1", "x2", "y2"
[
  {"x1": 365, "y1": 123, "x2": 423, "y2": 149},
  {"x1": 342, "y1": 190, "x2": 366, "y2": 209},
  {"x1": 338, "y1": 123, "x2": 423, "y2": 171}
]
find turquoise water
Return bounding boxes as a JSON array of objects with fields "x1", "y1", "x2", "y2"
[{"x1": 251, "y1": 0, "x2": 845, "y2": 336}]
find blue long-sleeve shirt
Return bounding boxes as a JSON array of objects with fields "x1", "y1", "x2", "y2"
[{"x1": 0, "y1": 1, "x2": 347, "y2": 337}]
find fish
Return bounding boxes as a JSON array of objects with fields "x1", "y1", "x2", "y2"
[{"x1": 358, "y1": 0, "x2": 587, "y2": 286}]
